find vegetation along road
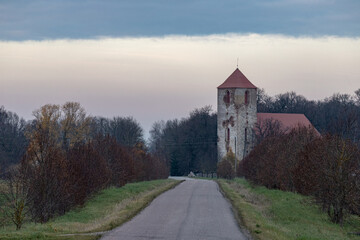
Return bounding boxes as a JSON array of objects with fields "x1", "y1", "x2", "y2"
[{"x1": 101, "y1": 178, "x2": 248, "y2": 240}]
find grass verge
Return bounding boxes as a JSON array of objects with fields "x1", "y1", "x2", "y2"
[
  {"x1": 217, "y1": 178, "x2": 360, "y2": 240},
  {"x1": 0, "y1": 179, "x2": 182, "y2": 240}
]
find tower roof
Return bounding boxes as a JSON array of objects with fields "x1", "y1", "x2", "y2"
[{"x1": 218, "y1": 68, "x2": 257, "y2": 89}]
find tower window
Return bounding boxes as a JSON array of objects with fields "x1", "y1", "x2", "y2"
[
  {"x1": 224, "y1": 90, "x2": 230, "y2": 104},
  {"x1": 245, "y1": 90, "x2": 249, "y2": 105},
  {"x1": 244, "y1": 128, "x2": 247, "y2": 143},
  {"x1": 227, "y1": 128, "x2": 230, "y2": 142}
]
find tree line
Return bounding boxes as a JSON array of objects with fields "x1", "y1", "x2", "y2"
[
  {"x1": 148, "y1": 106, "x2": 217, "y2": 176},
  {"x1": 149, "y1": 89, "x2": 360, "y2": 177},
  {"x1": 1, "y1": 88, "x2": 360, "y2": 226},
  {"x1": 0, "y1": 102, "x2": 168, "y2": 229},
  {"x1": 236, "y1": 88, "x2": 360, "y2": 225},
  {"x1": 257, "y1": 89, "x2": 360, "y2": 143}
]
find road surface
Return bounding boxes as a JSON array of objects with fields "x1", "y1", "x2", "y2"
[{"x1": 101, "y1": 178, "x2": 248, "y2": 240}]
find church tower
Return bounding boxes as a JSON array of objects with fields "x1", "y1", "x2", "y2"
[{"x1": 217, "y1": 68, "x2": 257, "y2": 161}]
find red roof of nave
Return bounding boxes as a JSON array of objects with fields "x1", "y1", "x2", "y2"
[
  {"x1": 218, "y1": 68, "x2": 257, "y2": 89},
  {"x1": 257, "y1": 113, "x2": 320, "y2": 135}
]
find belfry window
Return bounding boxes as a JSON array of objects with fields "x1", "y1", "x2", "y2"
[
  {"x1": 244, "y1": 128, "x2": 247, "y2": 143},
  {"x1": 224, "y1": 90, "x2": 230, "y2": 104},
  {"x1": 245, "y1": 90, "x2": 249, "y2": 105}
]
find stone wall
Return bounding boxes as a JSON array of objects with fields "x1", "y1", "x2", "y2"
[{"x1": 217, "y1": 87, "x2": 257, "y2": 162}]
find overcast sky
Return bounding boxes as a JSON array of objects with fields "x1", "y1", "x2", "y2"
[
  {"x1": 1, "y1": 0, "x2": 359, "y2": 137},
  {"x1": 1, "y1": 0, "x2": 359, "y2": 39}
]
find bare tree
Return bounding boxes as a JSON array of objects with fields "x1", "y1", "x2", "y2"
[
  {"x1": 0, "y1": 106, "x2": 28, "y2": 173},
  {"x1": 109, "y1": 116, "x2": 144, "y2": 147},
  {"x1": 255, "y1": 118, "x2": 286, "y2": 144},
  {"x1": 0, "y1": 166, "x2": 29, "y2": 230},
  {"x1": 354, "y1": 89, "x2": 360, "y2": 106},
  {"x1": 61, "y1": 102, "x2": 91, "y2": 151},
  {"x1": 23, "y1": 104, "x2": 68, "y2": 222},
  {"x1": 295, "y1": 135, "x2": 360, "y2": 224}
]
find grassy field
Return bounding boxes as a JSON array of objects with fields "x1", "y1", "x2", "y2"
[
  {"x1": 217, "y1": 178, "x2": 360, "y2": 240},
  {"x1": 0, "y1": 179, "x2": 181, "y2": 240}
]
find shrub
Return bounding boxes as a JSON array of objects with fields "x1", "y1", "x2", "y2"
[
  {"x1": 217, "y1": 150, "x2": 236, "y2": 179},
  {"x1": 239, "y1": 126, "x2": 318, "y2": 191},
  {"x1": 67, "y1": 142, "x2": 110, "y2": 206},
  {"x1": 294, "y1": 135, "x2": 360, "y2": 224}
]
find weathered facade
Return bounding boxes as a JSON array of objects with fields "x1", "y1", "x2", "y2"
[
  {"x1": 217, "y1": 68, "x2": 257, "y2": 161},
  {"x1": 217, "y1": 68, "x2": 319, "y2": 162}
]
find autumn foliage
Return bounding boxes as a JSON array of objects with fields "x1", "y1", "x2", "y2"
[
  {"x1": 16, "y1": 103, "x2": 168, "y2": 223},
  {"x1": 294, "y1": 135, "x2": 360, "y2": 224},
  {"x1": 239, "y1": 126, "x2": 360, "y2": 224},
  {"x1": 217, "y1": 150, "x2": 236, "y2": 179},
  {"x1": 239, "y1": 126, "x2": 318, "y2": 191}
]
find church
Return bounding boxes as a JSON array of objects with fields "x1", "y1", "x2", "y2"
[{"x1": 217, "y1": 68, "x2": 317, "y2": 161}]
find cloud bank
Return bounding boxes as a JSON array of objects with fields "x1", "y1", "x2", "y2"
[{"x1": 0, "y1": 0, "x2": 359, "y2": 40}]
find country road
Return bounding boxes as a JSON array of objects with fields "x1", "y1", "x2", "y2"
[{"x1": 101, "y1": 178, "x2": 248, "y2": 240}]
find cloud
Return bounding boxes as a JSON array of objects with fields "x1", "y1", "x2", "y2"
[{"x1": 0, "y1": 0, "x2": 359, "y2": 40}]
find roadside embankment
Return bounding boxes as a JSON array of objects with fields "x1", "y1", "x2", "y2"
[
  {"x1": 217, "y1": 178, "x2": 360, "y2": 240},
  {"x1": 0, "y1": 179, "x2": 181, "y2": 240}
]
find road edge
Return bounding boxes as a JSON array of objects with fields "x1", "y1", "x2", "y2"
[
  {"x1": 58, "y1": 179, "x2": 184, "y2": 239},
  {"x1": 216, "y1": 179, "x2": 254, "y2": 240}
]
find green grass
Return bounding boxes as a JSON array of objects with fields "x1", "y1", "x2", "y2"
[
  {"x1": 217, "y1": 178, "x2": 360, "y2": 240},
  {"x1": 0, "y1": 179, "x2": 181, "y2": 240}
]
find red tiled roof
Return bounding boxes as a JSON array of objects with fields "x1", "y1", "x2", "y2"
[
  {"x1": 218, "y1": 68, "x2": 257, "y2": 89},
  {"x1": 257, "y1": 113, "x2": 320, "y2": 135}
]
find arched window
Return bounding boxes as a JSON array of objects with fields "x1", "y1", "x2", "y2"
[
  {"x1": 244, "y1": 128, "x2": 247, "y2": 142},
  {"x1": 227, "y1": 128, "x2": 230, "y2": 142},
  {"x1": 245, "y1": 90, "x2": 249, "y2": 105},
  {"x1": 224, "y1": 90, "x2": 230, "y2": 104}
]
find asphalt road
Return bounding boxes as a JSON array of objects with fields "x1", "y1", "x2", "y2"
[{"x1": 101, "y1": 178, "x2": 247, "y2": 240}]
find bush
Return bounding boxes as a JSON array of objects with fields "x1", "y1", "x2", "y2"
[
  {"x1": 294, "y1": 135, "x2": 360, "y2": 224},
  {"x1": 239, "y1": 126, "x2": 317, "y2": 191},
  {"x1": 67, "y1": 142, "x2": 110, "y2": 206},
  {"x1": 217, "y1": 150, "x2": 236, "y2": 179},
  {"x1": 240, "y1": 125, "x2": 360, "y2": 224},
  {"x1": 21, "y1": 143, "x2": 69, "y2": 223}
]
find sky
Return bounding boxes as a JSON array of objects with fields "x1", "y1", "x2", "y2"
[{"x1": 1, "y1": 0, "x2": 359, "y2": 137}]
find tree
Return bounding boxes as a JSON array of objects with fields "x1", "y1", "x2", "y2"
[
  {"x1": 66, "y1": 142, "x2": 110, "y2": 205},
  {"x1": 109, "y1": 117, "x2": 144, "y2": 147},
  {"x1": 149, "y1": 120, "x2": 166, "y2": 154},
  {"x1": 255, "y1": 118, "x2": 286, "y2": 144},
  {"x1": 150, "y1": 106, "x2": 217, "y2": 176},
  {"x1": 3, "y1": 102, "x2": 168, "y2": 224},
  {"x1": 294, "y1": 135, "x2": 360, "y2": 224},
  {"x1": 0, "y1": 106, "x2": 28, "y2": 173},
  {"x1": 256, "y1": 88, "x2": 273, "y2": 112},
  {"x1": 0, "y1": 166, "x2": 29, "y2": 230},
  {"x1": 60, "y1": 102, "x2": 91, "y2": 151},
  {"x1": 92, "y1": 135, "x2": 135, "y2": 187},
  {"x1": 22, "y1": 104, "x2": 68, "y2": 222},
  {"x1": 239, "y1": 126, "x2": 318, "y2": 191},
  {"x1": 89, "y1": 116, "x2": 111, "y2": 138},
  {"x1": 354, "y1": 88, "x2": 360, "y2": 106},
  {"x1": 321, "y1": 94, "x2": 359, "y2": 141}
]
